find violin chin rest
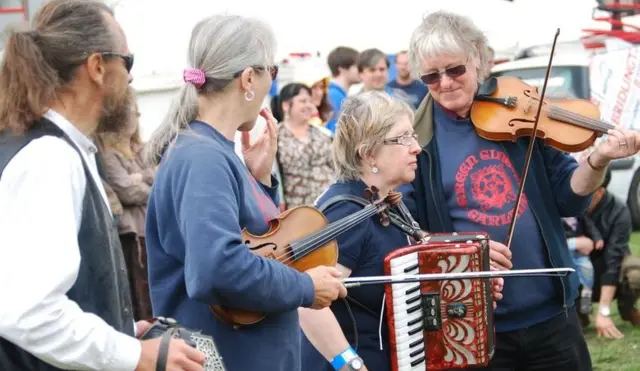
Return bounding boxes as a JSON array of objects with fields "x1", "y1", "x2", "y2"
[{"x1": 477, "y1": 77, "x2": 497, "y2": 97}]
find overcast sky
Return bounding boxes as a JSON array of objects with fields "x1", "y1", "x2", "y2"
[{"x1": 113, "y1": 0, "x2": 638, "y2": 79}]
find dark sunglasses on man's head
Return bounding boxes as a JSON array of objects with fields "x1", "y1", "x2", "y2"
[
  {"x1": 420, "y1": 64, "x2": 466, "y2": 85},
  {"x1": 101, "y1": 52, "x2": 134, "y2": 73},
  {"x1": 233, "y1": 65, "x2": 279, "y2": 81}
]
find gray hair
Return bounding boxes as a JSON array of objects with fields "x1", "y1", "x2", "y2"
[
  {"x1": 408, "y1": 10, "x2": 490, "y2": 81},
  {"x1": 332, "y1": 91, "x2": 415, "y2": 181},
  {"x1": 144, "y1": 14, "x2": 276, "y2": 165}
]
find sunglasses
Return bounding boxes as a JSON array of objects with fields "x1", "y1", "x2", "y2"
[
  {"x1": 233, "y1": 65, "x2": 279, "y2": 81},
  {"x1": 420, "y1": 64, "x2": 466, "y2": 85},
  {"x1": 101, "y1": 52, "x2": 134, "y2": 73}
]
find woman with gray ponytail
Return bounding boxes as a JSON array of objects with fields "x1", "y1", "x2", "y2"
[{"x1": 144, "y1": 14, "x2": 347, "y2": 371}]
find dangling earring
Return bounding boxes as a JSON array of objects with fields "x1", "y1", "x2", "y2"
[
  {"x1": 244, "y1": 90, "x2": 255, "y2": 102},
  {"x1": 372, "y1": 166, "x2": 379, "y2": 174}
]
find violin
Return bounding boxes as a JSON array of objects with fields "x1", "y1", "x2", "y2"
[
  {"x1": 470, "y1": 75, "x2": 615, "y2": 153},
  {"x1": 210, "y1": 188, "x2": 402, "y2": 328}
]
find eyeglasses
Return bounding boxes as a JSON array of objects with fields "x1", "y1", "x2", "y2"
[
  {"x1": 420, "y1": 64, "x2": 466, "y2": 85},
  {"x1": 233, "y1": 65, "x2": 279, "y2": 81},
  {"x1": 383, "y1": 133, "x2": 419, "y2": 146},
  {"x1": 101, "y1": 52, "x2": 134, "y2": 73}
]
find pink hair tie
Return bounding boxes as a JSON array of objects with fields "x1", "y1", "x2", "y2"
[{"x1": 183, "y1": 68, "x2": 206, "y2": 88}]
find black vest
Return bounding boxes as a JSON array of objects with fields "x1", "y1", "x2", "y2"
[{"x1": 0, "y1": 119, "x2": 135, "y2": 371}]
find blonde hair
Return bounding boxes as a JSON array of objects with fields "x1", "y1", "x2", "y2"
[
  {"x1": 408, "y1": 10, "x2": 490, "y2": 81},
  {"x1": 332, "y1": 91, "x2": 414, "y2": 181}
]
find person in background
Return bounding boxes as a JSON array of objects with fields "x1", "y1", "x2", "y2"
[
  {"x1": 271, "y1": 82, "x2": 333, "y2": 209},
  {"x1": 95, "y1": 135, "x2": 125, "y2": 226},
  {"x1": 563, "y1": 216, "x2": 602, "y2": 315},
  {"x1": 99, "y1": 89, "x2": 155, "y2": 321},
  {"x1": 386, "y1": 50, "x2": 428, "y2": 109},
  {"x1": 309, "y1": 76, "x2": 333, "y2": 128},
  {"x1": 326, "y1": 46, "x2": 360, "y2": 134},
  {"x1": 581, "y1": 169, "x2": 640, "y2": 338},
  {"x1": 0, "y1": 0, "x2": 204, "y2": 370},
  {"x1": 406, "y1": 9, "x2": 640, "y2": 370},
  {"x1": 143, "y1": 14, "x2": 347, "y2": 371},
  {"x1": 356, "y1": 48, "x2": 413, "y2": 107}
]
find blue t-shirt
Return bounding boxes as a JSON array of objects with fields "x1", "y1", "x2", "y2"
[
  {"x1": 300, "y1": 179, "x2": 410, "y2": 371},
  {"x1": 387, "y1": 80, "x2": 429, "y2": 109},
  {"x1": 145, "y1": 121, "x2": 316, "y2": 371},
  {"x1": 326, "y1": 81, "x2": 348, "y2": 134},
  {"x1": 432, "y1": 104, "x2": 562, "y2": 332}
]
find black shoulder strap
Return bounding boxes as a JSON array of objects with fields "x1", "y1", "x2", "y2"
[{"x1": 317, "y1": 194, "x2": 370, "y2": 212}]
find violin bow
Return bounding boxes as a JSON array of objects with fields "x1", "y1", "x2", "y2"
[
  {"x1": 343, "y1": 267, "x2": 575, "y2": 288},
  {"x1": 505, "y1": 28, "x2": 561, "y2": 249}
]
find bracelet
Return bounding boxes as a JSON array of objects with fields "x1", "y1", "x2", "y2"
[
  {"x1": 587, "y1": 153, "x2": 607, "y2": 171},
  {"x1": 568, "y1": 237, "x2": 576, "y2": 250},
  {"x1": 331, "y1": 346, "x2": 357, "y2": 370}
]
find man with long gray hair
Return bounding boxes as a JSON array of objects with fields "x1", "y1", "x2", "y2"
[
  {"x1": 406, "y1": 9, "x2": 640, "y2": 370},
  {"x1": 0, "y1": 1, "x2": 205, "y2": 370}
]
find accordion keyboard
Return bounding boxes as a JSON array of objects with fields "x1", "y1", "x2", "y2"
[{"x1": 389, "y1": 252, "x2": 426, "y2": 371}]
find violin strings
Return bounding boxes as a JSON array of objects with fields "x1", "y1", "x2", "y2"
[
  {"x1": 274, "y1": 205, "x2": 381, "y2": 265},
  {"x1": 275, "y1": 206, "x2": 378, "y2": 265},
  {"x1": 550, "y1": 108, "x2": 612, "y2": 132},
  {"x1": 546, "y1": 105, "x2": 614, "y2": 133}
]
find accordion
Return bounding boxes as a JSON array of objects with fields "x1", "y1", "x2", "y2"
[
  {"x1": 383, "y1": 232, "x2": 495, "y2": 371},
  {"x1": 139, "y1": 317, "x2": 226, "y2": 371}
]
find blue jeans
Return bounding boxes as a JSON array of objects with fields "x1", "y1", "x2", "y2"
[{"x1": 571, "y1": 251, "x2": 594, "y2": 289}]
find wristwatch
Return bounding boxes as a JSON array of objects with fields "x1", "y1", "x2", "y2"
[
  {"x1": 599, "y1": 305, "x2": 611, "y2": 317},
  {"x1": 346, "y1": 356, "x2": 364, "y2": 370}
]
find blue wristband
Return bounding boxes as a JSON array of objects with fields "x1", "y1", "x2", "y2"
[
  {"x1": 331, "y1": 346, "x2": 357, "y2": 370},
  {"x1": 568, "y1": 237, "x2": 576, "y2": 250}
]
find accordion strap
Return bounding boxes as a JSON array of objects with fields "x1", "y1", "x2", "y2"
[
  {"x1": 157, "y1": 331, "x2": 173, "y2": 371},
  {"x1": 318, "y1": 194, "x2": 424, "y2": 241}
]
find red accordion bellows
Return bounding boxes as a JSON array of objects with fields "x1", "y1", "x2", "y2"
[{"x1": 383, "y1": 232, "x2": 496, "y2": 370}]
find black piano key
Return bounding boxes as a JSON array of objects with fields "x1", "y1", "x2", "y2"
[
  {"x1": 411, "y1": 356, "x2": 426, "y2": 367},
  {"x1": 405, "y1": 285, "x2": 420, "y2": 295},
  {"x1": 408, "y1": 323, "x2": 424, "y2": 335},
  {"x1": 405, "y1": 294, "x2": 421, "y2": 305},
  {"x1": 410, "y1": 347, "x2": 424, "y2": 358},
  {"x1": 407, "y1": 303, "x2": 421, "y2": 313},
  {"x1": 408, "y1": 317, "x2": 421, "y2": 326},
  {"x1": 404, "y1": 263, "x2": 419, "y2": 273},
  {"x1": 410, "y1": 339, "x2": 422, "y2": 348}
]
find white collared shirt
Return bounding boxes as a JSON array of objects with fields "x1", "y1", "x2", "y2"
[{"x1": 0, "y1": 110, "x2": 140, "y2": 371}]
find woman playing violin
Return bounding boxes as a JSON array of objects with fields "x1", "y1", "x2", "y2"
[
  {"x1": 299, "y1": 91, "x2": 509, "y2": 371},
  {"x1": 406, "y1": 10, "x2": 640, "y2": 371}
]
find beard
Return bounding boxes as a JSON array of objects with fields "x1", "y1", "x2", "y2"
[{"x1": 98, "y1": 83, "x2": 133, "y2": 133}]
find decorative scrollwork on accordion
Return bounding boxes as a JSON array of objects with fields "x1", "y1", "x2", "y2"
[{"x1": 383, "y1": 232, "x2": 495, "y2": 371}]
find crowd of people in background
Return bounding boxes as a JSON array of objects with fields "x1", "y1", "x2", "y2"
[{"x1": 1, "y1": 2, "x2": 639, "y2": 371}]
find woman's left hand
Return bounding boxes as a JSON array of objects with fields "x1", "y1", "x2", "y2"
[
  {"x1": 594, "y1": 128, "x2": 640, "y2": 163},
  {"x1": 490, "y1": 266, "x2": 504, "y2": 309},
  {"x1": 242, "y1": 107, "x2": 278, "y2": 185}
]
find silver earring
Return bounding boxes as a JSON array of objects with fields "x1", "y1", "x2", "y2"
[
  {"x1": 244, "y1": 90, "x2": 255, "y2": 102},
  {"x1": 372, "y1": 166, "x2": 379, "y2": 173}
]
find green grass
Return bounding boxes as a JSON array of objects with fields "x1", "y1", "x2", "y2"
[{"x1": 584, "y1": 232, "x2": 640, "y2": 371}]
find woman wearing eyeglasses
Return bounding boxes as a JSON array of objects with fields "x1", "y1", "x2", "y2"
[
  {"x1": 299, "y1": 91, "x2": 423, "y2": 371},
  {"x1": 404, "y1": 10, "x2": 640, "y2": 371}
]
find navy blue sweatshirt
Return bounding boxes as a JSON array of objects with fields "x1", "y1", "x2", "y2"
[
  {"x1": 145, "y1": 121, "x2": 316, "y2": 371},
  {"x1": 432, "y1": 104, "x2": 562, "y2": 331}
]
